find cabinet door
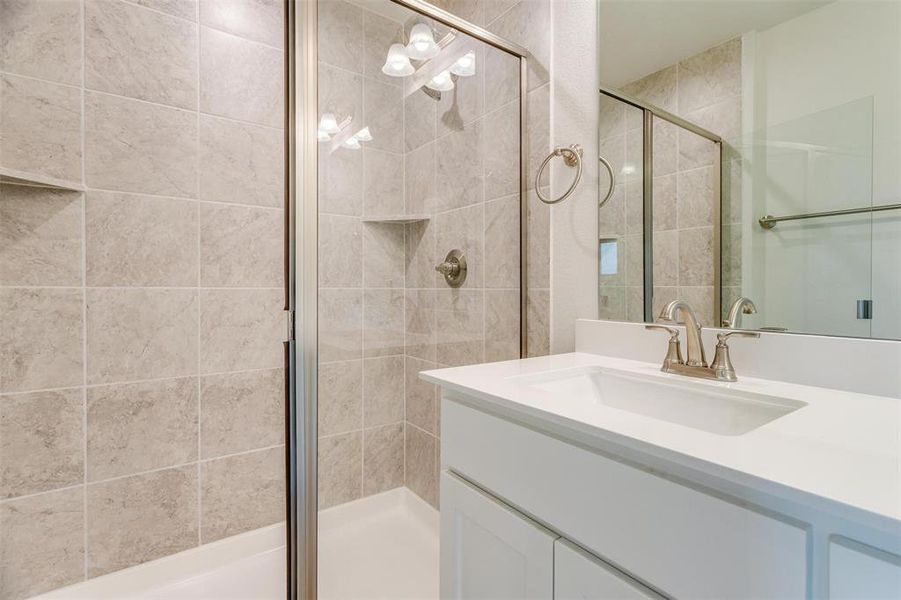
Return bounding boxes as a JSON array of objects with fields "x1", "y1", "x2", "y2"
[
  {"x1": 829, "y1": 538, "x2": 901, "y2": 599},
  {"x1": 555, "y1": 540, "x2": 661, "y2": 600},
  {"x1": 440, "y1": 471, "x2": 556, "y2": 600}
]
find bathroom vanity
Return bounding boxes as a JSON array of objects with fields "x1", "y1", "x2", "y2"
[{"x1": 422, "y1": 320, "x2": 901, "y2": 599}]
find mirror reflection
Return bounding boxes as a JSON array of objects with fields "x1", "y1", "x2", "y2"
[{"x1": 597, "y1": 0, "x2": 901, "y2": 339}]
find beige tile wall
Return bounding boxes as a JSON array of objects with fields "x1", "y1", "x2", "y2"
[
  {"x1": 598, "y1": 38, "x2": 741, "y2": 327},
  {"x1": 0, "y1": 1, "x2": 285, "y2": 598},
  {"x1": 316, "y1": 0, "x2": 551, "y2": 511}
]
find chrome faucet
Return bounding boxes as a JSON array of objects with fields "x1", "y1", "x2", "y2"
[
  {"x1": 723, "y1": 296, "x2": 757, "y2": 328},
  {"x1": 646, "y1": 300, "x2": 760, "y2": 382},
  {"x1": 658, "y1": 300, "x2": 706, "y2": 366}
]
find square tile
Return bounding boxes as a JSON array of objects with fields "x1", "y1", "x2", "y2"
[
  {"x1": 200, "y1": 203, "x2": 283, "y2": 287},
  {"x1": 363, "y1": 355, "x2": 404, "y2": 428},
  {"x1": 85, "y1": 91, "x2": 197, "y2": 197},
  {"x1": 319, "y1": 214, "x2": 362, "y2": 288},
  {"x1": 201, "y1": 446, "x2": 284, "y2": 542},
  {"x1": 200, "y1": 368, "x2": 284, "y2": 458},
  {"x1": 405, "y1": 426, "x2": 437, "y2": 508},
  {"x1": 199, "y1": 288, "x2": 284, "y2": 373},
  {"x1": 0, "y1": 487, "x2": 84, "y2": 600},
  {"x1": 200, "y1": 0, "x2": 283, "y2": 47},
  {"x1": 86, "y1": 191, "x2": 198, "y2": 287},
  {"x1": 85, "y1": 0, "x2": 197, "y2": 109},
  {"x1": 318, "y1": 431, "x2": 361, "y2": 509},
  {"x1": 1, "y1": 389, "x2": 83, "y2": 499},
  {"x1": 405, "y1": 356, "x2": 436, "y2": 435},
  {"x1": 0, "y1": 0, "x2": 82, "y2": 85},
  {"x1": 318, "y1": 360, "x2": 363, "y2": 436},
  {"x1": 199, "y1": 115, "x2": 284, "y2": 208},
  {"x1": 200, "y1": 26, "x2": 283, "y2": 128},
  {"x1": 318, "y1": 0, "x2": 363, "y2": 74},
  {"x1": 362, "y1": 422, "x2": 403, "y2": 495},
  {"x1": 363, "y1": 77, "x2": 403, "y2": 153},
  {"x1": 87, "y1": 466, "x2": 198, "y2": 577},
  {"x1": 1, "y1": 74, "x2": 81, "y2": 183},
  {"x1": 363, "y1": 289, "x2": 404, "y2": 357},
  {"x1": 436, "y1": 289, "x2": 484, "y2": 366},
  {"x1": 87, "y1": 378, "x2": 198, "y2": 481},
  {"x1": 0, "y1": 288, "x2": 83, "y2": 393},
  {"x1": 319, "y1": 288, "x2": 362, "y2": 362},
  {"x1": 86, "y1": 288, "x2": 197, "y2": 384},
  {"x1": 363, "y1": 222, "x2": 404, "y2": 288},
  {"x1": 0, "y1": 185, "x2": 82, "y2": 286}
]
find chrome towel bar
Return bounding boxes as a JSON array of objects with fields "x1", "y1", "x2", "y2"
[{"x1": 759, "y1": 202, "x2": 901, "y2": 229}]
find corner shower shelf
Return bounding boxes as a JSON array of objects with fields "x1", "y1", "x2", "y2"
[
  {"x1": 362, "y1": 214, "x2": 430, "y2": 224},
  {"x1": 0, "y1": 166, "x2": 85, "y2": 192}
]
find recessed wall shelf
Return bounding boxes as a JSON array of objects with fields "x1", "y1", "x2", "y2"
[
  {"x1": 362, "y1": 214, "x2": 430, "y2": 224},
  {"x1": 0, "y1": 167, "x2": 85, "y2": 192}
]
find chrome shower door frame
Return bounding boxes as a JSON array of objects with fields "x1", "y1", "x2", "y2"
[
  {"x1": 598, "y1": 85, "x2": 724, "y2": 323},
  {"x1": 288, "y1": 2, "x2": 530, "y2": 598}
]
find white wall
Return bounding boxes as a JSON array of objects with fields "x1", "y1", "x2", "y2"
[{"x1": 549, "y1": 0, "x2": 600, "y2": 352}]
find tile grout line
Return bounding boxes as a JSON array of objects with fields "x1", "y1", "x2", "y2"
[
  {"x1": 195, "y1": 0, "x2": 203, "y2": 549},
  {"x1": 80, "y1": 0, "x2": 89, "y2": 581}
]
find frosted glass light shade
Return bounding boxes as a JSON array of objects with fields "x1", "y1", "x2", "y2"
[
  {"x1": 343, "y1": 137, "x2": 361, "y2": 150},
  {"x1": 382, "y1": 43, "x2": 414, "y2": 77},
  {"x1": 407, "y1": 23, "x2": 439, "y2": 60},
  {"x1": 317, "y1": 129, "x2": 331, "y2": 142},
  {"x1": 354, "y1": 127, "x2": 372, "y2": 142},
  {"x1": 426, "y1": 70, "x2": 454, "y2": 92},
  {"x1": 319, "y1": 113, "x2": 341, "y2": 135},
  {"x1": 450, "y1": 51, "x2": 476, "y2": 77}
]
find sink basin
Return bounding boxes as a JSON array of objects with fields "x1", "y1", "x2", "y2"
[{"x1": 513, "y1": 366, "x2": 806, "y2": 436}]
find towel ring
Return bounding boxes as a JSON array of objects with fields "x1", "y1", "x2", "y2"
[
  {"x1": 535, "y1": 145, "x2": 583, "y2": 205},
  {"x1": 598, "y1": 155, "x2": 616, "y2": 208}
]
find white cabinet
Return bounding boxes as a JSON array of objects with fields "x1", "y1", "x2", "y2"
[
  {"x1": 829, "y1": 538, "x2": 901, "y2": 599},
  {"x1": 554, "y1": 539, "x2": 661, "y2": 600},
  {"x1": 440, "y1": 471, "x2": 556, "y2": 600}
]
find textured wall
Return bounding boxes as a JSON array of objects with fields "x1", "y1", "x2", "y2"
[
  {"x1": 598, "y1": 38, "x2": 742, "y2": 327},
  {"x1": 316, "y1": 0, "x2": 552, "y2": 511},
  {"x1": 0, "y1": 1, "x2": 285, "y2": 598}
]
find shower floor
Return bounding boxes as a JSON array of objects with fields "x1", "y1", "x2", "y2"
[
  {"x1": 319, "y1": 487, "x2": 440, "y2": 600},
  {"x1": 33, "y1": 487, "x2": 438, "y2": 600}
]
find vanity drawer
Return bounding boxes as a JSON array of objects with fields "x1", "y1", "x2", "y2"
[{"x1": 442, "y1": 398, "x2": 809, "y2": 599}]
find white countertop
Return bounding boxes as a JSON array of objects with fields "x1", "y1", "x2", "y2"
[{"x1": 421, "y1": 352, "x2": 901, "y2": 530}]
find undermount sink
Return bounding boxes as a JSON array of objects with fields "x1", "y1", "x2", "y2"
[{"x1": 513, "y1": 366, "x2": 806, "y2": 436}]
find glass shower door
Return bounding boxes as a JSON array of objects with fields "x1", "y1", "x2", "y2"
[{"x1": 314, "y1": 0, "x2": 524, "y2": 597}]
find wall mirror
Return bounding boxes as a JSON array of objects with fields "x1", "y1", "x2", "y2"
[{"x1": 595, "y1": 0, "x2": 900, "y2": 340}]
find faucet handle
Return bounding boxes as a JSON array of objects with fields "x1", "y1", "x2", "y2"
[
  {"x1": 716, "y1": 330, "x2": 760, "y2": 344},
  {"x1": 644, "y1": 325, "x2": 683, "y2": 371},
  {"x1": 711, "y1": 330, "x2": 759, "y2": 381}
]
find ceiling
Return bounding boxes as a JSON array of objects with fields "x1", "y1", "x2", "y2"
[{"x1": 599, "y1": 0, "x2": 833, "y2": 86}]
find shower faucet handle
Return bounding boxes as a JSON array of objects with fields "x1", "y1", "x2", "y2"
[{"x1": 435, "y1": 249, "x2": 467, "y2": 288}]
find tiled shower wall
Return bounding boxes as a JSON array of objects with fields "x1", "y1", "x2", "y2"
[
  {"x1": 0, "y1": 1, "x2": 285, "y2": 598},
  {"x1": 317, "y1": 0, "x2": 551, "y2": 510},
  {"x1": 598, "y1": 38, "x2": 741, "y2": 326}
]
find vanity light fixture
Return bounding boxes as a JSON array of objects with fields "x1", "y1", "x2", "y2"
[
  {"x1": 353, "y1": 127, "x2": 372, "y2": 142},
  {"x1": 621, "y1": 164, "x2": 636, "y2": 176},
  {"x1": 317, "y1": 129, "x2": 331, "y2": 142},
  {"x1": 426, "y1": 69, "x2": 454, "y2": 92},
  {"x1": 382, "y1": 43, "x2": 415, "y2": 77},
  {"x1": 343, "y1": 137, "x2": 362, "y2": 150},
  {"x1": 449, "y1": 51, "x2": 476, "y2": 77},
  {"x1": 407, "y1": 23, "x2": 440, "y2": 60},
  {"x1": 318, "y1": 113, "x2": 341, "y2": 135}
]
